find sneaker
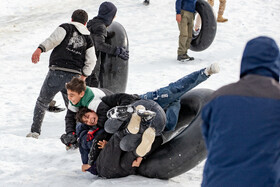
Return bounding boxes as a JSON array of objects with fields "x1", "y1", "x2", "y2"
[
  {"x1": 177, "y1": 54, "x2": 194, "y2": 61},
  {"x1": 135, "y1": 127, "x2": 156, "y2": 157},
  {"x1": 137, "y1": 109, "x2": 156, "y2": 122},
  {"x1": 107, "y1": 105, "x2": 136, "y2": 120},
  {"x1": 217, "y1": 15, "x2": 228, "y2": 23},
  {"x1": 26, "y1": 132, "x2": 40, "y2": 139},
  {"x1": 47, "y1": 100, "x2": 65, "y2": 113},
  {"x1": 204, "y1": 63, "x2": 220, "y2": 76},
  {"x1": 126, "y1": 105, "x2": 145, "y2": 134}
]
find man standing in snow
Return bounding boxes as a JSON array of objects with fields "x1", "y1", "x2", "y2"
[
  {"x1": 176, "y1": 0, "x2": 197, "y2": 61},
  {"x1": 201, "y1": 36, "x2": 280, "y2": 186},
  {"x1": 26, "y1": 9, "x2": 96, "y2": 139},
  {"x1": 86, "y1": 1, "x2": 129, "y2": 87}
]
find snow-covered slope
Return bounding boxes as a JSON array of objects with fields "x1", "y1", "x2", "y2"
[{"x1": 0, "y1": 0, "x2": 279, "y2": 186}]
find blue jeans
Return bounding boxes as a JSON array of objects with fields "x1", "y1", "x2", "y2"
[
  {"x1": 140, "y1": 69, "x2": 208, "y2": 131},
  {"x1": 31, "y1": 70, "x2": 79, "y2": 133}
]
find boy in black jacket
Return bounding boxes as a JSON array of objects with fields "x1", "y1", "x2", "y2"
[
  {"x1": 26, "y1": 9, "x2": 96, "y2": 139},
  {"x1": 77, "y1": 99, "x2": 166, "y2": 178}
]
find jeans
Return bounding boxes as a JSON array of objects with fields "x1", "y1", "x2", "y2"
[
  {"x1": 31, "y1": 70, "x2": 79, "y2": 133},
  {"x1": 140, "y1": 69, "x2": 208, "y2": 131}
]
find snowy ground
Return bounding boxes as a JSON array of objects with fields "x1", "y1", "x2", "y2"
[{"x1": 0, "y1": 0, "x2": 279, "y2": 186}]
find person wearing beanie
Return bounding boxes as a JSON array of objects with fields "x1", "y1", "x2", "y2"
[
  {"x1": 86, "y1": 1, "x2": 129, "y2": 87},
  {"x1": 201, "y1": 36, "x2": 280, "y2": 187}
]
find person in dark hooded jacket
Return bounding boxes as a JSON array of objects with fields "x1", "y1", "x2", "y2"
[
  {"x1": 201, "y1": 36, "x2": 280, "y2": 187},
  {"x1": 86, "y1": 1, "x2": 129, "y2": 87}
]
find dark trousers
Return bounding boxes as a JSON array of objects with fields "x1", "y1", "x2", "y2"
[
  {"x1": 96, "y1": 131, "x2": 137, "y2": 178},
  {"x1": 31, "y1": 70, "x2": 78, "y2": 133}
]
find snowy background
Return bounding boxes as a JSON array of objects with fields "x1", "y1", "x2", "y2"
[{"x1": 0, "y1": 0, "x2": 279, "y2": 186}]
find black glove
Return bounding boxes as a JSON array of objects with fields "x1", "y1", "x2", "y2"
[
  {"x1": 114, "y1": 47, "x2": 129, "y2": 60},
  {"x1": 60, "y1": 132, "x2": 77, "y2": 146}
]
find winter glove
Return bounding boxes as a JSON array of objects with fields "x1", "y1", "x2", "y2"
[
  {"x1": 60, "y1": 132, "x2": 77, "y2": 146},
  {"x1": 114, "y1": 47, "x2": 129, "y2": 60},
  {"x1": 86, "y1": 128, "x2": 100, "y2": 142}
]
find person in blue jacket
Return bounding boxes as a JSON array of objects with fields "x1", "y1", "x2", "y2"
[
  {"x1": 175, "y1": 0, "x2": 197, "y2": 61},
  {"x1": 201, "y1": 36, "x2": 280, "y2": 187}
]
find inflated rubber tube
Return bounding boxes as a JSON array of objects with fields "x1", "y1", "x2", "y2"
[
  {"x1": 99, "y1": 21, "x2": 129, "y2": 93},
  {"x1": 137, "y1": 88, "x2": 214, "y2": 179},
  {"x1": 190, "y1": 0, "x2": 217, "y2": 52}
]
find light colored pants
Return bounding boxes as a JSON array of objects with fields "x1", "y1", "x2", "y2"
[
  {"x1": 177, "y1": 10, "x2": 194, "y2": 55},
  {"x1": 194, "y1": 0, "x2": 227, "y2": 30},
  {"x1": 208, "y1": 0, "x2": 227, "y2": 16}
]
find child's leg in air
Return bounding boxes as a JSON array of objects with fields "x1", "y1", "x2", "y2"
[
  {"x1": 140, "y1": 63, "x2": 220, "y2": 108},
  {"x1": 140, "y1": 68, "x2": 208, "y2": 109}
]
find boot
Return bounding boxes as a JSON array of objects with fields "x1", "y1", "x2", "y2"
[
  {"x1": 47, "y1": 100, "x2": 65, "y2": 113},
  {"x1": 177, "y1": 54, "x2": 194, "y2": 61},
  {"x1": 217, "y1": 15, "x2": 228, "y2": 22}
]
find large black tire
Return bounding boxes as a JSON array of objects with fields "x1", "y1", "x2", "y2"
[
  {"x1": 190, "y1": 0, "x2": 217, "y2": 52},
  {"x1": 99, "y1": 21, "x2": 129, "y2": 93},
  {"x1": 137, "y1": 88, "x2": 214, "y2": 179}
]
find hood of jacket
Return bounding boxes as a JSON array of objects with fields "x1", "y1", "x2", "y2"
[
  {"x1": 95, "y1": 1, "x2": 117, "y2": 27},
  {"x1": 70, "y1": 21, "x2": 90, "y2": 35},
  {"x1": 240, "y1": 36, "x2": 280, "y2": 81}
]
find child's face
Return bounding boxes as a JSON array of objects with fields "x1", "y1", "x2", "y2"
[
  {"x1": 82, "y1": 111, "x2": 98, "y2": 126},
  {"x1": 67, "y1": 89, "x2": 84, "y2": 105}
]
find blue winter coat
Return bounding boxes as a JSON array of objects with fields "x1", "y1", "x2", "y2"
[
  {"x1": 201, "y1": 36, "x2": 280, "y2": 187},
  {"x1": 175, "y1": 0, "x2": 197, "y2": 14}
]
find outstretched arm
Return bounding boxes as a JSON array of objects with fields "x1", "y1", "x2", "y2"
[{"x1": 31, "y1": 26, "x2": 66, "y2": 64}]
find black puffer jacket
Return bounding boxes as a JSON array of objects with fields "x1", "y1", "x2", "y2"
[
  {"x1": 87, "y1": 2, "x2": 117, "y2": 55},
  {"x1": 65, "y1": 93, "x2": 140, "y2": 134}
]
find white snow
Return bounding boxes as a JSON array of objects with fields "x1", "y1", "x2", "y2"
[{"x1": 0, "y1": 0, "x2": 279, "y2": 186}]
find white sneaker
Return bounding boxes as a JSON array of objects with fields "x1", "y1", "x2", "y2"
[
  {"x1": 205, "y1": 63, "x2": 220, "y2": 76},
  {"x1": 26, "y1": 132, "x2": 40, "y2": 139},
  {"x1": 126, "y1": 105, "x2": 145, "y2": 134},
  {"x1": 136, "y1": 127, "x2": 156, "y2": 157}
]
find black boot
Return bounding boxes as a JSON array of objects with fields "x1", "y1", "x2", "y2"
[
  {"x1": 177, "y1": 54, "x2": 194, "y2": 61},
  {"x1": 47, "y1": 100, "x2": 65, "y2": 113}
]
